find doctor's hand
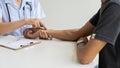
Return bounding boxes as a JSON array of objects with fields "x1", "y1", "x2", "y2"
[
  {"x1": 24, "y1": 18, "x2": 47, "y2": 29},
  {"x1": 38, "y1": 30, "x2": 52, "y2": 40},
  {"x1": 23, "y1": 28, "x2": 52, "y2": 40}
]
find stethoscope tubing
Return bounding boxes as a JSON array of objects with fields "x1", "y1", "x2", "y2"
[{"x1": 5, "y1": 2, "x2": 32, "y2": 22}]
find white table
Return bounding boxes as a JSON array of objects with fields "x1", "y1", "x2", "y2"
[{"x1": 0, "y1": 39, "x2": 98, "y2": 68}]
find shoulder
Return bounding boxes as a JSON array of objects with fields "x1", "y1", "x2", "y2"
[
  {"x1": 109, "y1": 0, "x2": 120, "y2": 5},
  {"x1": 102, "y1": 1, "x2": 120, "y2": 10},
  {"x1": 107, "y1": 3, "x2": 120, "y2": 11},
  {"x1": 101, "y1": 2, "x2": 120, "y2": 15}
]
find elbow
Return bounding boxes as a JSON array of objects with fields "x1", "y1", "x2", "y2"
[{"x1": 77, "y1": 56, "x2": 92, "y2": 65}]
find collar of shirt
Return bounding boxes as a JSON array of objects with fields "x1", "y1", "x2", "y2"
[
  {"x1": 4, "y1": 0, "x2": 32, "y2": 3},
  {"x1": 4, "y1": 0, "x2": 32, "y2": 10}
]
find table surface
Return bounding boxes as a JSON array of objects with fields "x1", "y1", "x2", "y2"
[{"x1": 0, "y1": 38, "x2": 98, "y2": 68}]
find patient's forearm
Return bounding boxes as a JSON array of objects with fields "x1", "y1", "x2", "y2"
[
  {"x1": 46, "y1": 22, "x2": 95, "y2": 41},
  {"x1": 46, "y1": 29, "x2": 81, "y2": 41}
]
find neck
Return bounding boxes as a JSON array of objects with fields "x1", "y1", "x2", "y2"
[{"x1": 16, "y1": 0, "x2": 22, "y2": 7}]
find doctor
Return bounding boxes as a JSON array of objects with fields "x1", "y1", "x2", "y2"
[{"x1": 0, "y1": 0, "x2": 46, "y2": 36}]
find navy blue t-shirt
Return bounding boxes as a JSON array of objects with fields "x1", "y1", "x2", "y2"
[{"x1": 89, "y1": 1, "x2": 120, "y2": 68}]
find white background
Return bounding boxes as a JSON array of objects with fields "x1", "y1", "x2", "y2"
[{"x1": 40, "y1": 0, "x2": 101, "y2": 29}]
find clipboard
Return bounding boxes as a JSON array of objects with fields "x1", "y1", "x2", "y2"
[{"x1": 0, "y1": 35, "x2": 41, "y2": 50}]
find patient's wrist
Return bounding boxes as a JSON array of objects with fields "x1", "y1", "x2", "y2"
[{"x1": 45, "y1": 29, "x2": 53, "y2": 40}]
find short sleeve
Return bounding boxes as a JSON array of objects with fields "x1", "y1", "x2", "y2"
[
  {"x1": 89, "y1": 10, "x2": 100, "y2": 26},
  {"x1": 93, "y1": 3, "x2": 120, "y2": 45},
  {"x1": 34, "y1": 0, "x2": 46, "y2": 19}
]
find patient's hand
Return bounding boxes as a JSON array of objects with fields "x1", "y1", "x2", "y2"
[
  {"x1": 23, "y1": 28, "x2": 40, "y2": 39},
  {"x1": 23, "y1": 28, "x2": 52, "y2": 40}
]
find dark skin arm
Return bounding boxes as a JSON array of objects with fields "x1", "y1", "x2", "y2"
[
  {"x1": 45, "y1": 22, "x2": 95, "y2": 41},
  {"x1": 77, "y1": 37, "x2": 106, "y2": 64}
]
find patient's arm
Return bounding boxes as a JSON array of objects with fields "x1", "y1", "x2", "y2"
[
  {"x1": 77, "y1": 37, "x2": 106, "y2": 64},
  {"x1": 23, "y1": 28, "x2": 42, "y2": 39},
  {"x1": 45, "y1": 22, "x2": 95, "y2": 41}
]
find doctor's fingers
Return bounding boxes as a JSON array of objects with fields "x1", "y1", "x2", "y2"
[
  {"x1": 39, "y1": 30, "x2": 49, "y2": 39},
  {"x1": 32, "y1": 21, "x2": 41, "y2": 28},
  {"x1": 33, "y1": 19, "x2": 47, "y2": 30},
  {"x1": 26, "y1": 18, "x2": 41, "y2": 27},
  {"x1": 39, "y1": 20, "x2": 47, "y2": 30},
  {"x1": 33, "y1": 18, "x2": 47, "y2": 29},
  {"x1": 31, "y1": 19, "x2": 47, "y2": 29},
  {"x1": 39, "y1": 31, "x2": 48, "y2": 39}
]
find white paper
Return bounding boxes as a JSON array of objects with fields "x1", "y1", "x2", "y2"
[{"x1": 0, "y1": 35, "x2": 40, "y2": 49}]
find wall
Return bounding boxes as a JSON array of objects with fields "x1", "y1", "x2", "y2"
[{"x1": 40, "y1": 0, "x2": 101, "y2": 29}]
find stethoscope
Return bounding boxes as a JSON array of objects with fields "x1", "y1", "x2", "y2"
[{"x1": 5, "y1": 2, "x2": 32, "y2": 22}]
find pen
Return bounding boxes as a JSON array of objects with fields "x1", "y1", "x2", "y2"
[{"x1": 20, "y1": 41, "x2": 41, "y2": 48}]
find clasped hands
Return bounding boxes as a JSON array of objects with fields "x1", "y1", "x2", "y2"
[
  {"x1": 23, "y1": 18, "x2": 52, "y2": 40},
  {"x1": 23, "y1": 27, "x2": 52, "y2": 40}
]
